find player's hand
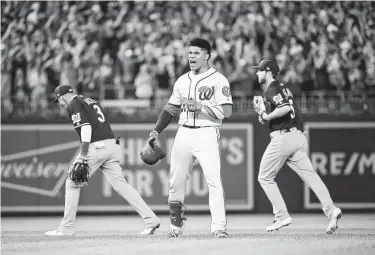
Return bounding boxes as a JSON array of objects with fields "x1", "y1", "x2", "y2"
[
  {"x1": 187, "y1": 99, "x2": 202, "y2": 112},
  {"x1": 148, "y1": 130, "x2": 159, "y2": 145},
  {"x1": 73, "y1": 154, "x2": 88, "y2": 167},
  {"x1": 253, "y1": 96, "x2": 266, "y2": 115},
  {"x1": 258, "y1": 115, "x2": 265, "y2": 124}
]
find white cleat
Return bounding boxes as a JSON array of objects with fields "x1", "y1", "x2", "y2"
[
  {"x1": 45, "y1": 229, "x2": 75, "y2": 236},
  {"x1": 266, "y1": 217, "x2": 292, "y2": 232},
  {"x1": 326, "y1": 208, "x2": 342, "y2": 234},
  {"x1": 140, "y1": 224, "x2": 160, "y2": 235},
  {"x1": 167, "y1": 224, "x2": 184, "y2": 238}
]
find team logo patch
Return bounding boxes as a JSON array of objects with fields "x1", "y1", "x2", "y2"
[
  {"x1": 222, "y1": 86, "x2": 231, "y2": 97},
  {"x1": 273, "y1": 94, "x2": 283, "y2": 105},
  {"x1": 71, "y1": 113, "x2": 81, "y2": 124},
  {"x1": 198, "y1": 86, "x2": 214, "y2": 101}
]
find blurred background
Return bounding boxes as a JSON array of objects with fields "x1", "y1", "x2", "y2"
[{"x1": 1, "y1": 1, "x2": 374, "y2": 215}]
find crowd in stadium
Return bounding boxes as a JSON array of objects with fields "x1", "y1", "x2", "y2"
[{"x1": 1, "y1": 1, "x2": 375, "y2": 117}]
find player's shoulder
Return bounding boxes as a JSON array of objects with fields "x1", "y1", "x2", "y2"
[
  {"x1": 211, "y1": 68, "x2": 229, "y2": 84},
  {"x1": 174, "y1": 72, "x2": 190, "y2": 87},
  {"x1": 267, "y1": 80, "x2": 282, "y2": 91},
  {"x1": 78, "y1": 95, "x2": 98, "y2": 105},
  {"x1": 264, "y1": 81, "x2": 280, "y2": 98},
  {"x1": 70, "y1": 95, "x2": 97, "y2": 109},
  {"x1": 69, "y1": 95, "x2": 83, "y2": 107}
]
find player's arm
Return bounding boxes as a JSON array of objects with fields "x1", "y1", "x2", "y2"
[
  {"x1": 150, "y1": 80, "x2": 181, "y2": 138},
  {"x1": 154, "y1": 103, "x2": 181, "y2": 134},
  {"x1": 261, "y1": 105, "x2": 291, "y2": 121},
  {"x1": 69, "y1": 101, "x2": 91, "y2": 157},
  {"x1": 80, "y1": 125, "x2": 92, "y2": 157},
  {"x1": 200, "y1": 76, "x2": 233, "y2": 120},
  {"x1": 200, "y1": 103, "x2": 232, "y2": 120},
  {"x1": 260, "y1": 85, "x2": 290, "y2": 122}
]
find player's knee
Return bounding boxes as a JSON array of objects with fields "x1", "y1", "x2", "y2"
[
  {"x1": 205, "y1": 179, "x2": 223, "y2": 189},
  {"x1": 258, "y1": 175, "x2": 274, "y2": 185}
]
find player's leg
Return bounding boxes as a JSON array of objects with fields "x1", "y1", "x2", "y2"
[
  {"x1": 286, "y1": 131, "x2": 342, "y2": 233},
  {"x1": 193, "y1": 127, "x2": 227, "y2": 237},
  {"x1": 167, "y1": 127, "x2": 193, "y2": 237},
  {"x1": 258, "y1": 136, "x2": 291, "y2": 231},
  {"x1": 101, "y1": 140, "x2": 160, "y2": 233},
  {"x1": 46, "y1": 149, "x2": 104, "y2": 236}
]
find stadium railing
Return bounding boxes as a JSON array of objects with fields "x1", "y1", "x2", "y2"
[{"x1": 1, "y1": 90, "x2": 374, "y2": 122}]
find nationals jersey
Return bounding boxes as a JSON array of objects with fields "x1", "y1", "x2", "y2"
[
  {"x1": 264, "y1": 81, "x2": 304, "y2": 132},
  {"x1": 169, "y1": 67, "x2": 233, "y2": 127},
  {"x1": 68, "y1": 95, "x2": 114, "y2": 142}
]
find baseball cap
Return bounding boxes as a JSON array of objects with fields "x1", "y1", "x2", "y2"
[
  {"x1": 252, "y1": 60, "x2": 280, "y2": 75},
  {"x1": 52, "y1": 85, "x2": 74, "y2": 103}
]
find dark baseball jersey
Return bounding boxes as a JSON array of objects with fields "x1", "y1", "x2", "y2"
[
  {"x1": 264, "y1": 81, "x2": 304, "y2": 132},
  {"x1": 68, "y1": 95, "x2": 114, "y2": 143}
]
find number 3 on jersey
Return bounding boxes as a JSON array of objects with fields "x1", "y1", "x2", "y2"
[
  {"x1": 93, "y1": 105, "x2": 105, "y2": 122},
  {"x1": 288, "y1": 99, "x2": 295, "y2": 119}
]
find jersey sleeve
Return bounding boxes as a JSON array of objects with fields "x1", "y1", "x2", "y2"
[
  {"x1": 215, "y1": 75, "x2": 233, "y2": 105},
  {"x1": 168, "y1": 78, "x2": 182, "y2": 106},
  {"x1": 265, "y1": 85, "x2": 289, "y2": 108},
  {"x1": 69, "y1": 100, "x2": 90, "y2": 129}
]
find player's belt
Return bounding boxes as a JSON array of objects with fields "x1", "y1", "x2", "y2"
[
  {"x1": 182, "y1": 125, "x2": 211, "y2": 129},
  {"x1": 270, "y1": 127, "x2": 298, "y2": 138}
]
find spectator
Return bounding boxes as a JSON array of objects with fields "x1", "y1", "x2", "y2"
[
  {"x1": 1, "y1": 1, "x2": 375, "y2": 117},
  {"x1": 134, "y1": 63, "x2": 154, "y2": 99}
]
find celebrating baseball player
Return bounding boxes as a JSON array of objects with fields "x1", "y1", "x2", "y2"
[
  {"x1": 45, "y1": 85, "x2": 160, "y2": 236},
  {"x1": 145, "y1": 38, "x2": 233, "y2": 238},
  {"x1": 252, "y1": 60, "x2": 342, "y2": 234}
]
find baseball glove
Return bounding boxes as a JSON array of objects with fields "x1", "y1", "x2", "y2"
[
  {"x1": 69, "y1": 159, "x2": 90, "y2": 183},
  {"x1": 253, "y1": 96, "x2": 266, "y2": 115},
  {"x1": 140, "y1": 140, "x2": 166, "y2": 165}
]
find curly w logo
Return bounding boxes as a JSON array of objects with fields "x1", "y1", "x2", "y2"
[{"x1": 198, "y1": 86, "x2": 214, "y2": 101}]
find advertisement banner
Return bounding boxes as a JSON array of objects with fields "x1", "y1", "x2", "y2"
[
  {"x1": 1, "y1": 124, "x2": 253, "y2": 213},
  {"x1": 304, "y1": 122, "x2": 375, "y2": 209}
]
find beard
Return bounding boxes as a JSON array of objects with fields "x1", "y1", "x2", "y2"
[
  {"x1": 59, "y1": 102, "x2": 68, "y2": 110},
  {"x1": 258, "y1": 76, "x2": 266, "y2": 84}
]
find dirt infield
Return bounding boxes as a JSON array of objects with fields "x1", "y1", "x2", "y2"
[{"x1": 2, "y1": 214, "x2": 375, "y2": 255}]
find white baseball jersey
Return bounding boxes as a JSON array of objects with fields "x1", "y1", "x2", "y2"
[{"x1": 168, "y1": 67, "x2": 233, "y2": 127}]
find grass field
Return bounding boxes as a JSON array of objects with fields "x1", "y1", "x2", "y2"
[{"x1": 2, "y1": 213, "x2": 375, "y2": 255}]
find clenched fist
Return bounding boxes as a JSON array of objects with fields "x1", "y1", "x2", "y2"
[{"x1": 187, "y1": 99, "x2": 202, "y2": 112}]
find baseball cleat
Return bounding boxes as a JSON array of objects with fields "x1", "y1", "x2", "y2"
[
  {"x1": 45, "y1": 229, "x2": 75, "y2": 236},
  {"x1": 266, "y1": 217, "x2": 292, "y2": 232},
  {"x1": 326, "y1": 208, "x2": 342, "y2": 234},
  {"x1": 213, "y1": 230, "x2": 229, "y2": 238},
  {"x1": 167, "y1": 224, "x2": 184, "y2": 238},
  {"x1": 140, "y1": 224, "x2": 160, "y2": 235}
]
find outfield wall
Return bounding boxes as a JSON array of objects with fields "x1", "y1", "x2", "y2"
[{"x1": 1, "y1": 116, "x2": 374, "y2": 214}]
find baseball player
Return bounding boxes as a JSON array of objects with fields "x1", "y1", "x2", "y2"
[
  {"x1": 252, "y1": 60, "x2": 342, "y2": 234},
  {"x1": 147, "y1": 38, "x2": 233, "y2": 238},
  {"x1": 45, "y1": 85, "x2": 160, "y2": 236}
]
